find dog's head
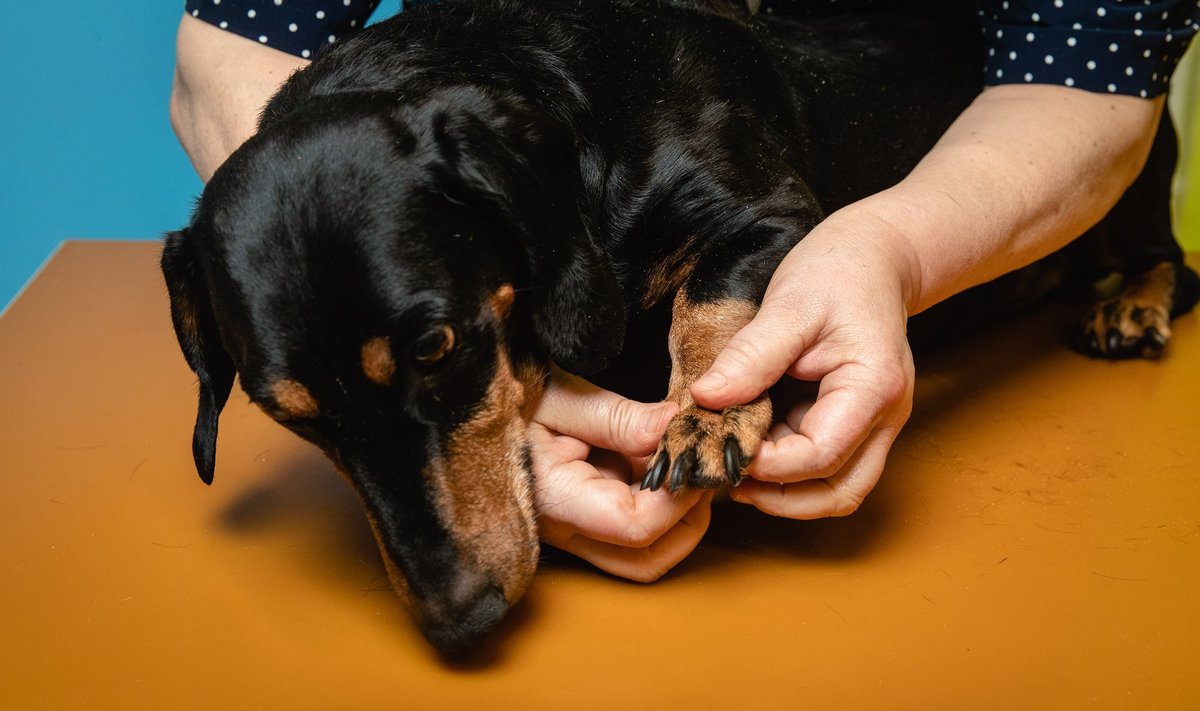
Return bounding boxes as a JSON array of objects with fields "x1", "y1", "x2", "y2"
[{"x1": 162, "y1": 87, "x2": 624, "y2": 652}]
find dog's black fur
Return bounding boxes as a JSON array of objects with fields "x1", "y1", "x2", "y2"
[{"x1": 162, "y1": 0, "x2": 1199, "y2": 653}]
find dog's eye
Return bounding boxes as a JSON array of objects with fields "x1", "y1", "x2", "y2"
[{"x1": 412, "y1": 324, "x2": 456, "y2": 365}]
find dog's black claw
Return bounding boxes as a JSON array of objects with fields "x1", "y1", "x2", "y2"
[
  {"x1": 1105, "y1": 328, "x2": 1123, "y2": 354},
  {"x1": 668, "y1": 450, "x2": 696, "y2": 493},
  {"x1": 1086, "y1": 330, "x2": 1101, "y2": 354},
  {"x1": 643, "y1": 451, "x2": 669, "y2": 492},
  {"x1": 1144, "y1": 327, "x2": 1167, "y2": 354},
  {"x1": 723, "y1": 436, "x2": 743, "y2": 487}
]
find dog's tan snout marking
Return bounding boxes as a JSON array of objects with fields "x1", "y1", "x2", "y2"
[
  {"x1": 270, "y1": 379, "x2": 319, "y2": 418},
  {"x1": 362, "y1": 336, "x2": 396, "y2": 385}
]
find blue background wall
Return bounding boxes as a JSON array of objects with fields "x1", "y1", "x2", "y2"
[{"x1": 0, "y1": 1, "x2": 402, "y2": 313}]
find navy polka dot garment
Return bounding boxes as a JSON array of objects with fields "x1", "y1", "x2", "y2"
[
  {"x1": 185, "y1": 0, "x2": 1200, "y2": 97},
  {"x1": 979, "y1": 1, "x2": 1200, "y2": 97},
  {"x1": 183, "y1": 0, "x2": 384, "y2": 59}
]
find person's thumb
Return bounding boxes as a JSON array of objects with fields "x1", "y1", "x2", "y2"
[
  {"x1": 535, "y1": 368, "x2": 678, "y2": 456},
  {"x1": 690, "y1": 302, "x2": 812, "y2": 409}
]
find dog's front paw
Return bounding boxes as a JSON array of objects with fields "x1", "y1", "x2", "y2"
[
  {"x1": 1075, "y1": 297, "x2": 1171, "y2": 359},
  {"x1": 641, "y1": 397, "x2": 771, "y2": 492}
]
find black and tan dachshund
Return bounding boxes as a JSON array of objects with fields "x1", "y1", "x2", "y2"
[{"x1": 161, "y1": 0, "x2": 1199, "y2": 653}]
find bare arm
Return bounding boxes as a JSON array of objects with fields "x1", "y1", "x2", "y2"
[
  {"x1": 170, "y1": 14, "x2": 310, "y2": 182},
  {"x1": 693, "y1": 84, "x2": 1163, "y2": 518},
  {"x1": 873, "y1": 85, "x2": 1162, "y2": 315}
]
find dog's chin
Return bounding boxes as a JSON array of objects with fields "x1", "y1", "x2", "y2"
[
  {"x1": 418, "y1": 584, "x2": 511, "y2": 656},
  {"x1": 372, "y1": 529, "x2": 537, "y2": 654}
]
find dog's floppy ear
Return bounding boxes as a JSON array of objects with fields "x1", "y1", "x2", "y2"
[
  {"x1": 429, "y1": 108, "x2": 626, "y2": 375},
  {"x1": 161, "y1": 228, "x2": 235, "y2": 485},
  {"x1": 510, "y1": 187, "x2": 626, "y2": 375}
]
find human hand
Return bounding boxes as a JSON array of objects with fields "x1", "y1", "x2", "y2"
[
  {"x1": 690, "y1": 214, "x2": 917, "y2": 519},
  {"x1": 531, "y1": 368, "x2": 713, "y2": 582}
]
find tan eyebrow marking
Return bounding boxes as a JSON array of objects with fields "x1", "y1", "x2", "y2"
[
  {"x1": 361, "y1": 336, "x2": 396, "y2": 386},
  {"x1": 491, "y1": 283, "x2": 515, "y2": 321},
  {"x1": 269, "y1": 379, "x2": 319, "y2": 418}
]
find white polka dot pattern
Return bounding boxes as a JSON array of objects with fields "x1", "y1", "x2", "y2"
[
  {"x1": 183, "y1": 0, "x2": 384, "y2": 58},
  {"x1": 979, "y1": 0, "x2": 1199, "y2": 97},
  {"x1": 186, "y1": 0, "x2": 1200, "y2": 98}
]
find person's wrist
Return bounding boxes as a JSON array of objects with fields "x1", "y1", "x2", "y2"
[{"x1": 802, "y1": 197, "x2": 923, "y2": 315}]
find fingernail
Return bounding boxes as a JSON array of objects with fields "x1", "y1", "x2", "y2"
[
  {"x1": 641, "y1": 403, "x2": 673, "y2": 436},
  {"x1": 693, "y1": 371, "x2": 726, "y2": 393}
]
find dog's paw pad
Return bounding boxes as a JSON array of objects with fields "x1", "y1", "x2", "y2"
[
  {"x1": 1076, "y1": 299, "x2": 1171, "y2": 359},
  {"x1": 641, "y1": 400, "x2": 768, "y2": 493}
]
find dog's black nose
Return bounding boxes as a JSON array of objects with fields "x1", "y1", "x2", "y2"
[{"x1": 421, "y1": 580, "x2": 509, "y2": 654}]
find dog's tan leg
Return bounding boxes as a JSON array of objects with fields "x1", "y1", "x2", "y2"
[
  {"x1": 1078, "y1": 261, "x2": 1180, "y2": 359},
  {"x1": 642, "y1": 291, "x2": 773, "y2": 492}
]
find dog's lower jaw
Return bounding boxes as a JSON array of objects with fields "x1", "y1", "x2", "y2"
[
  {"x1": 420, "y1": 584, "x2": 511, "y2": 655},
  {"x1": 375, "y1": 539, "x2": 515, "y2": 655},
  {"x1": 359, "y1": 499, "x2": 535, "y2": 655},
  {"x1": 334, "y1": 451, "x2": 538, "y2": 654}
]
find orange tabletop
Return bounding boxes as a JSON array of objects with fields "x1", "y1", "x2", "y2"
[{"x1": 2, "y1": 241, "x2": 1198, "y2": 709}]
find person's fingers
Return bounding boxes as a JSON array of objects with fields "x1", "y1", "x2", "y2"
[
  {"x1": 690, "y1": 298, "x2": 815, "y2": 410},
  {"x1": 553, "y1": 492, "x2": 714, "y2": 583},
  {"x1": 536, "y1": 367, "x2": 676, "y2": 456},
  {"x1": 528, "y1": 420, "x2": 591, "y2": 465},
  {"x1": 762, "y1": 390, "x2": 816, "y2": 444},
  {"x1": 528, "y1": 372, "x2": 712, "y2": 583},
  {"x1": 751, "y1": 359, "x2": 911, "y2": 483},
  {"x1": 539, "y1": 471, "x2": 705, "y2": 549},
  {"x1": 587, "y1": 446, "x2": 644, "y2": 484},
  {"x1": 530, "y1": 418, "x2": 704, "y2": 546},
  {"x1": 730, "y1": 419, "x2": 903, "y2": 519}
]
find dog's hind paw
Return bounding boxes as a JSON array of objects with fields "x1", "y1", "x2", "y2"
[
  {"x1": 1075, "y1": 300, "x2": 1169, "y2": 358},
  {"x1": 1075, "y1": 262, "x2": 1178, "y2": 359},
  {"x1": 641, "y1": 397, "x2": 771, "y2": 493}
]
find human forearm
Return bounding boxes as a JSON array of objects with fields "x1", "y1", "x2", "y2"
[
  {"x1": 814, "y1": 84, "x2": 1165, "y2": 316},
  {"x1": 693, "y1": 83, "x2": 1166, "y2": 518},
  {"x1": 170, "y1": 14, "x2": 309, "y2": 181}
]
